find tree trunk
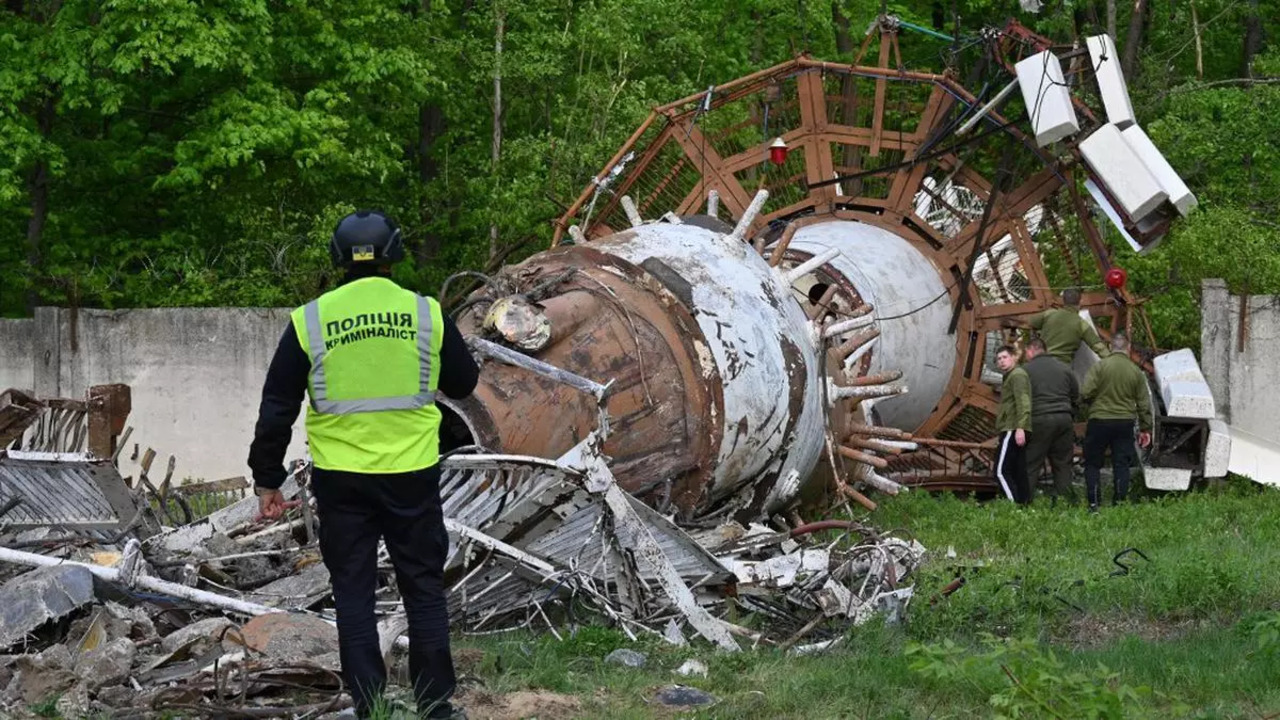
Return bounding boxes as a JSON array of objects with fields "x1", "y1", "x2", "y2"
[
  {"x1": 832, "y1": 2, "x2": 863, "y2": 195},
  {"x1": 415, "y1": 104, "x2": 445, "y2": 263},
  {"x1": 1191, "y1": 0, "x2": 1204, "y2": 81},
  {"x1": 1243, "y1": 0, "x2": 1262, "y2": 78},
  {"x1": 1106, "y1": 0, "x2": 1117, "y2": 39},
  {"x1": 488, "y1": 6, "x2": 504, "y2": 263},
  {"x1": 26, "y1": 96, "x2": 54, "y2": 313},
  {"x1": 1120, "y1": 0, "x2": 1148, "y2": 78}
]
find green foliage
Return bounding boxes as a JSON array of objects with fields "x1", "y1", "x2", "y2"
[
  {"x1": 909, "y1": 634, "x2": 1158, "y2": 719},
  {"x1": 1247, "y1": 611, "x2": 1280, "y2": 657},
  {"x1": 0, "y1": 0, "x2": 1277, "y2": 361},
  {"x1": 28, "y1": 695, "x2": 61, "y2": 718}
]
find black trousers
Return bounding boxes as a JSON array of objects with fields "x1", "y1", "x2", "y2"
[
  {"x1": 1083, "y1": 419, "x2": 1136, "y2": 506},
  {"x1": 312, "y1": 466, "x2": 456, "y2": 718},
  {"x1": 995, "y1": 431, "x2": 1030, "y2": 504},
  {"x1": 1026, "y1": 413, "x2": 1077, "y2": 505}
]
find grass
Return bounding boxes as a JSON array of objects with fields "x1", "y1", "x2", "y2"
[
  {"x1": 876, "y1": 478, "x2": 1280, "y2": 641},
  {"x1": 445, "y1": 478, "x2": 1280, "y2": 718}
]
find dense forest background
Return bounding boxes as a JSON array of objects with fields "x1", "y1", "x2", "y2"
[{"x1": 2, "y1": 0, "x2": 1277, "y2": 348}]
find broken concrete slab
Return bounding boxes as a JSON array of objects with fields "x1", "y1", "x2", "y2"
[
  {"x1": 1153, "y1": 349, "x2": 1216, "y2": 418},
  {"x1": 674, "y1": 659, "x2": 708, "y2": 677},
  {"x1": 160, "y1": 617, "x2": 235, "y2": 655},
  {"x1": 1143, "y1": 465, "x2": 1193, "y2": 491},
  {"x1": 654, "y1": 685, "x2": 717, "y2": 707},
  {"x1": 75, "y1": 636, "x2": 136, "y2": 689},
  {"x1": 4, "y1": 645, "x2": 77, "y2": 705},
  {"x1": 244, "y1": 559, "x2": 331, "y2": 608},
  {"x1": 1205, "y1": 418, "x2": 1230, "y2": 478},
  {"x1": 0, "y1": 565, "x2": 96, "y2": 649},
  {"x1": 605, "y1": 649, "x2": 647, "y2": 668},
  {"x1": 239, "y1": 612, "x2": 339, "y2": 662}
]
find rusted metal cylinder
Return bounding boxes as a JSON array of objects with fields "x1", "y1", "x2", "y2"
[{"x1": 452, "y1": 221, "x2": 824, "y2": 519}]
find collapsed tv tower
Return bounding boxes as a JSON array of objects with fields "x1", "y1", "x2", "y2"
[{"x1": 439, "y1": 20, "x2": 1212, "y2": 520}]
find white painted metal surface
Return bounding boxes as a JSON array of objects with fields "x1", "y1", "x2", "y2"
[
  {"x1": 1079, "y1": 124, "x2": 1169, "y2": 221},
  {"x1": 1014, "y1": 50, "x2": 1080, "y2": 146},
  {"x1": 599, "y1": 223, "x2": 825, "y2": 506},
  {"x1": 1121, "y1": 124, "x2": 1197, "y2": 216},
  {"x1": 1228, "y1": 425, "x2": 1280, "y2": 486},
  {"x1": 782, "y1": 221, "x2": 956, "y2": 431},
  {"x1": 1086, "y1": 34, "x2": 1136, "y2": 129}
]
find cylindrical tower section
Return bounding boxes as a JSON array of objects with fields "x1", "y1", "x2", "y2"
[
  {"x1": 780, "y1": 221, "x2": 956, "y2": 431},
  {"x1": 452, "y1": 220, "x2": 824, "y2": 518},
  {"x1": 598, "y1": 223, "x2": 825, "y2": 515}
]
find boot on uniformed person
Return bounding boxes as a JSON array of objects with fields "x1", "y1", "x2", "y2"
[{"x1": 248, "y1": 210, "x2": 478, "y2": 719}]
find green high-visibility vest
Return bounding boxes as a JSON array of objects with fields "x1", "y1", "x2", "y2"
[{"x1": 291, "y1": 277, "x2": 445, "y2": 473}]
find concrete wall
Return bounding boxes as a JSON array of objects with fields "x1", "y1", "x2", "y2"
[
  {"x1": 2, "y1": 307, "x2": 306, "y2": 483},
  {"x1": 0, "y1": 318, "x2": 34, "y2": 392},
  {"x1": 1201, "y1": 279, "x2": 1280, "y2": 444}
]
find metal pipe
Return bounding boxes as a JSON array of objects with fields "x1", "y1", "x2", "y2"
[
  {"x1": 730, "y1": 190, "x2": 770, "y2": 242},
  {"x1": 897, "y1": 19, "x2": 955, "y2": 43},
  {"x1": 956, "y1": 78, "x2": 1020, "y2": 136},
  {"x1": 785, "y1": 248, "x2": 841, "y2": 285},
  {"x1": 822, "y1": 314, "x2": 876, "y2": 339},
  {"x1": 0, "y1": 544, "x2": 282, "y2": 617},
  {"x1": 829, "y1": 383, "x2": 908, "y2": 401},
  {"x1": 768, "y1": 223, "x2": 800, "y2": 267},
  {"x1": 789, "y1": 520, "x2": 855, "y2": 537},
  {"x1": 467, "y1": 336, "x2": 611, "y2": 400},
  {"x1": 838, "y1": 445, "x2": 889, "y2": 468},
  {"x1": 621, "y1": 196, "x2": 643, "y2": 227}
]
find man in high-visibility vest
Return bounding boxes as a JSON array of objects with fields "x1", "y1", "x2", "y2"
[{"x1": 249, "y1": 210, "x2": 478, "y2": 719}]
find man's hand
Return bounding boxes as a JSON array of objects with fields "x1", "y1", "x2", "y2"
[
  {"x1": 1015, "y1": 429, "x2": 1026, "y2": 447},
  {"x1": 1138, "y1": 431, "x2": 1152, "y2": 449},
  {"x1": 255, "y1": 487, "x2": 299, "y2": 521}
]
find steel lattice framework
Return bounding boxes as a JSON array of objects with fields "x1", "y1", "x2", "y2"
[{"x1": 551, "y1": 22, "x2": 1155, "y2": 491}]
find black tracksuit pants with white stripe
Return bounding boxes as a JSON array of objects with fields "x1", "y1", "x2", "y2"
[{"x1": 995, "y1": 431, "x2": 1030, "y2": 504}]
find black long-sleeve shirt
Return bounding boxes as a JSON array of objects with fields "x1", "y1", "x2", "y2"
[{"x1": 247, "y1": 304, "x2": 479, "y2": 489}]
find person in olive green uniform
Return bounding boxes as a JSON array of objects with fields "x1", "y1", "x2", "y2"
[
  {"x1": 1015, "y1": 289, "x2": 1111, "y2": 365},
  {"x1": 1022, "y1": 337, "x2": 1080, "y2": 505},
  {"x1": 994, "y1": 344, "x2": 1032, "y2": 504},
  {"x1": 248, "y1": 211, "x2": 478, "y2": 720},
  {"x1": 1081, "y1": 333, "x2": 1153, "y2": 511}
]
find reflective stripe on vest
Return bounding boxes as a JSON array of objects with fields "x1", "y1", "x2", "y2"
[{"x1": 302, "y1": 294, "x2": 436, "y2": 415}]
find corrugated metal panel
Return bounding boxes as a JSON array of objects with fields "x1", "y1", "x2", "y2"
[
  {"x1": 0, "y1": 456, "x2": 139, "y2": 530},
  {"x1": 0, "y1": 390, "x2": 42, "y2": 450}
]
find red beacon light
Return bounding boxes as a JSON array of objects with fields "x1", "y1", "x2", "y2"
[
  {"x1": 769, "y1": 137, "x2": 788, "y2": 166},
  {"x1": 1104, "y1": 267, "x2": 1128, "y2": 290}
]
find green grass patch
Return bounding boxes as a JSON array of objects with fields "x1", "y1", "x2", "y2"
[
  {"x1": 875, "y1": 479, "x2": 1280, "y2": 641},
  {"x1": 447, "y1": 479, "x2": 1280, "y2": 718},
  {"x1": 456, "y1": 613, "x2": 1280, "y2": 718}
]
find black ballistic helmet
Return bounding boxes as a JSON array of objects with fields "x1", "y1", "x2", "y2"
[{"x1": 329, "y1": 210, "x2": 405, "y2": 268}]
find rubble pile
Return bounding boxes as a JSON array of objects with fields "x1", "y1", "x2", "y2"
[{"x1": 1, "y1": 388, "x2": 925, "y2": 717}]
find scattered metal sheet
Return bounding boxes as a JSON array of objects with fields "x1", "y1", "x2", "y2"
[
  {"x1": 0, "y1": 390, "x2": 42, "y2": 450},
  {"x1": 0, "y1": 455, "x2": 141, "y2": 532}
]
